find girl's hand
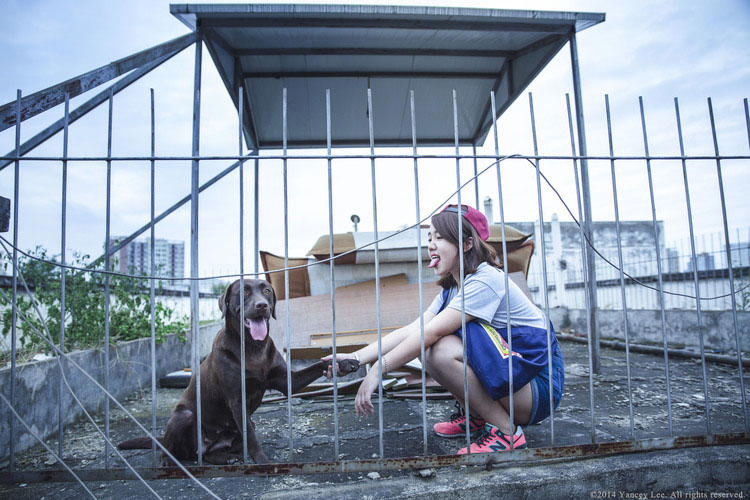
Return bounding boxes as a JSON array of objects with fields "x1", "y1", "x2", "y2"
[
  {"x1": 354, "y1": 367, "x2": 381, "y2": 417},
  {"x1": 321, "y1": 353, "x2": 358, "y2": 379}
]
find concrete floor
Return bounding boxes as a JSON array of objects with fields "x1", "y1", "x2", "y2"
[{"x1": 1, "y1": 339, "x2": 749, "y2": 499}]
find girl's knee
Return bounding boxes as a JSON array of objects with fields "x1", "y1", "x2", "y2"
[{"x1": 425, "y1": 335, "x2": 461, "y2": 372}]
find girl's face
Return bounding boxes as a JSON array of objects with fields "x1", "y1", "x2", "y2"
[{"x1": 427, "y1": 223, "x2": 459, "y2": 277}]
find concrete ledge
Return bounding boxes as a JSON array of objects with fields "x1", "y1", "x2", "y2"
[
  {"x1": 259, "y1": 445, "x2": 750, "y2": 499},
  {"x1": 0, "y1": 321, "x2": 222, "y2": 463},
  {"x1": 549, "y1": 307, "x2": 749, "y2": 353}
]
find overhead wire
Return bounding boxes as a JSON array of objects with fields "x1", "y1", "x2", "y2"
[{"x1": 0, "y1": 154, "x2": 747, "y2": 301}]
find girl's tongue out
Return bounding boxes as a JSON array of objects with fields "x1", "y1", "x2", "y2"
[{"x1": 428, "y1": 255, "x2": 440, "y2": 269}]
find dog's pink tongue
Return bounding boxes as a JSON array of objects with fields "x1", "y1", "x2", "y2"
[{"x1": 247, "y1": 319, "x2": 268, "y2": 341}]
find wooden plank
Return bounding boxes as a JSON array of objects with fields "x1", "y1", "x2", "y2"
[
  {"x1": 269, "y1": 278, "x2": 439, "y2": 348},
  {"x1": 309, "y1": 328, "x2": 398, "y2": 346},
  {"x1": 261, "y1": 378, "x2": 364, "y2": 403},
  {"x1": 387, "y1": 391, "x2": 454, "y2": 400},
  {"x1": 285, "y1": 344, "x2": 367, "y2": 359},
  {"x1": 390, "y1": 375, "x2": 442, "y2": 392}
]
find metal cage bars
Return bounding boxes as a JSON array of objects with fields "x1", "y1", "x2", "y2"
[{"x1": 2, "y1": 84, "x2": 750, "y2": 484}]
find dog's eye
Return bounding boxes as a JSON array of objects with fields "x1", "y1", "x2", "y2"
[{"x1": 263, "y1": 289, "x2": 271, "y2": 295}]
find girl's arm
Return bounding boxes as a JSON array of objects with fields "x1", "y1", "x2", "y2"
[
  {"x1": 322, "y1": 309, "x2": 435, "y2": 378},
  {"x1": 352, "y1": 310, "x2": 434, "y2": 365},
  {"x1": 354, "y1": 307, "x2": 475, "y2": 416},
  {"x1": 383, "y1": 307, "x2": 472, "y2": 370}
]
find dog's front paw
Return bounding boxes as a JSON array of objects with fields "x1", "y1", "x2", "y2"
[
  {"x1": 253, "y1": 451, "x2": 270, "y2": 464},
  {"x1": 337, "y1": 358, "x2": 360, "y2": 374}
]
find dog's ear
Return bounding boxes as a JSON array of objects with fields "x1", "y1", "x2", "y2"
[{"x1": 218, "y1": 282, "x2": 232, "y2": 318}]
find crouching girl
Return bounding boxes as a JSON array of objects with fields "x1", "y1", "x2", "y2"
[{"x1": 325, "y1": 204, "x2": 564, "y2": 453}]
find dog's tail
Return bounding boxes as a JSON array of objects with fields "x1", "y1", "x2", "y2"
[{"x1": 117, "y1": 436, "x2": 163, "y2": 450}]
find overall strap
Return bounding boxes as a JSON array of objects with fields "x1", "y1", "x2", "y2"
[{"x1": 437, "y1": 288, "x2": 451, "y2": 314}]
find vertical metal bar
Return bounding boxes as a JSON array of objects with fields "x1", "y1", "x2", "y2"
[
  {"x1": 104, "y1": 89, "x2": 113, "y2": 469},
  {"x1": 452, "y1": 90, "x2": 471, "y2": 452},
  {"x1": 745, "y1": 100, "x2": 750, "y2": 287},
  {"x1": 528, "y1": 92, "x2": 555, "y2": 444},
  {"x1": 472, "y1": 143, "x2": 480, "y2": 209},
  {"x1": 367, "y1": 88, "x2": 385, "y2": 458},
  {"x1": 254, "y1": 157, "x2": 259, "y2": 277},
  {"x1": 569, "y1": 33, "x2": 600, "y2": 373},
  {"x1": 708, "y1": 97, "x2": 748, "y2": 431},
  {"x1": 58, "y1": 92, "x2": 70, "y2": 459},
  {"x1": 737, "y1": 228, "x2": 742, "y2": 272},
  {"x1": 638, "y1": 96, "x2": 674, "y2": 436},
  {"x1": 605, "y1": 95, "x2": 635, "y2": 440},
  {"x1": 490, "y1": 91, "x2": 515, "y2": 449},
  {"x1": 9, "y1": 89, "x2": 21, "y2": 473},
  {"x1": 149, "y1": 88, "x2": 158, "y2": 465},
  {"x1": 409, "y1": 90, "x2": 428, "y2": 455},
  {"x1": 674, "y1": 97, "x2": 711, "y2": 435},
  {"x1": 190, "y1": 35, "x2": 203, "y2": 465},
  {"x1": 326, "y1": 88, "x2": 340, "y2": 458},
  {"x1": 238, "y1": 86, "x2": 248, "y2": 463},
  {"x1": 282, "y1": 87, "x2": 294, "y2": 458},
  {"x1": 565, "y1": 93, "x2": 596, "y2": 443}
]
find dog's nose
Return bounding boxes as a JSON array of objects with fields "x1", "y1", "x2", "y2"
[{"x1": 255, "y1": 302, "x2": 268, "y2": 312}]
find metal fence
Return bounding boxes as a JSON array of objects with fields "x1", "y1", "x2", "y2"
[
  {"x1": 1, "y1": 59, "x2": 749, "y2": 495},
  {"x1": 525, "y1": 225, "x2": 750, "y2": 311}
]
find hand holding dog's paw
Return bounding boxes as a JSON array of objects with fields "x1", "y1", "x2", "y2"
[
  {"x1": 321, "y1": 354, "x2": 360, "y2": 378},
  {"x1": 336, "y1": 358, "x2": 360, "y2": 374}
]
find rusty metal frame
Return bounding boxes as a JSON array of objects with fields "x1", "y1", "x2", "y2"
[
  {"x1": 0, "y1": 33, "x2": 197, "y2": 172},
  {"x1": 0, "y1": 33, "x2": 196, "y2": 132},
  {"x1": 1, "y1": 433, "x2": 747, "y2": 484}
]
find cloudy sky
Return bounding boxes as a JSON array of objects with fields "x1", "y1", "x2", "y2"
[{"x1": 1, "y1": 0, "x2": 748, "y2": 279}]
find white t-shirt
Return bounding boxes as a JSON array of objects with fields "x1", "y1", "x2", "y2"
[{"x1": 427, "y1": 262, "x2": 547, "y2": 330}]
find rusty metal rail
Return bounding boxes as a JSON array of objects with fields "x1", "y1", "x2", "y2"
[{"x1": 1, "y1": 433, "x2": 747, "y2": 484}]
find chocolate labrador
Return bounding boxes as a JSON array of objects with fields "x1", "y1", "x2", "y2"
[{"x1": 118, "y1": 278, "x2": 359, "y2": 464}]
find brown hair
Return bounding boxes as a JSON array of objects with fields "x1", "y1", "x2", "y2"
[{"x1": 430, "y1": 211, "x2": 499, "y2": 289}]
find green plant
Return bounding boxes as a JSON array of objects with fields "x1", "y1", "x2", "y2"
[
  {"x1": 0, "y1": 246, "x2": 188, "y2": 354},
  {"x1": 211, "y1": 279, "x2": 231, "y2": 296}
]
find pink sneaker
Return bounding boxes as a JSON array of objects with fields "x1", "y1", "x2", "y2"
[
  {"x1": 433, "y1": 401, "x2": 486, "y2": 438},
  {"x1": 457, "y1": 424, "x2": 527, "y2": 454}
]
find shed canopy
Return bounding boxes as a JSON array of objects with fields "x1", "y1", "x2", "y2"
[{"x1": 171, "y1": 3, "x2": 604, "y2": 150}]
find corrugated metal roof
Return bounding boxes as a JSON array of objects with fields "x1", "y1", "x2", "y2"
[{"x1": 170, "y1": 3, "x2": 604, "y2": 150}]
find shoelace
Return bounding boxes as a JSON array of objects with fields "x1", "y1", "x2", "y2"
[
  {"x1": 473, "y1": 427, "x2": 495, "y2": 447},
  {"x1": 449, "y1": 400, "x2": 463, "y2": 422},
  {"x1": 450, "y1": 401, "x2": 485, "y2": 427}
]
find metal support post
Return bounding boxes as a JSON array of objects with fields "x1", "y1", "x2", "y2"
[{"x1": 569, "y1": 32, "x2": 599, "y2": 373}]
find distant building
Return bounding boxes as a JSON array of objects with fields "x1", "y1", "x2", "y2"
[
  {"x1": 666, "y1": 248, "x2": 681, "y2": 274},
  {"x1": 730, "y1": 241, "x2": 750, "y2": 269},
  {"x1": 498, "y1": 218, "x2": 664, "y2": 282},
  {"x1": 481, "y1": 197, "x2": 664, "y2": 307},
  {"x1": 108, "y1": 237, "x2": 185, "y2": 279},
  {"x1": 687, "y1": 252, "x2": 716, "y2": 272}
]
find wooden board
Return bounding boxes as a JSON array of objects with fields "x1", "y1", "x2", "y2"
[
  {"x1": 309, "y1": 327, "x2": 398, "y2": 346},
  {"x1": 262, "y1": 378, "x2": 364, "y2": 403},
  {"x1": 285, "y1": 344, "x2": 368, "y2": 359},
  {"x1": 387, "y1": 391, "x2": 454, "y2": 400}
]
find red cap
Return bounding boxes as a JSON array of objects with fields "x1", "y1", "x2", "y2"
[{"x1": 441, "y1": 204, "x2": 490, "y2": 241}]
